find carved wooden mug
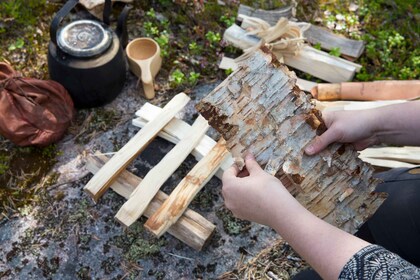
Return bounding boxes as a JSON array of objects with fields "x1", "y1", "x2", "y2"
[{"x1": 126, "y1": 38, "x2": 162, "y2": 99}]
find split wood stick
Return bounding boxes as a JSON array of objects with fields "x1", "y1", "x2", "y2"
[
  {"x1": 86, "y1": 153, "x2": 215, "y2": 251},
  {"x1": 359, "y1": 157, "x2": 417, "y2": 169},
  {"x1": 115, "y1": 115, "x2": 210, "y2": 227},
  {"x1": 311, "y1": 81, "x2": 420, "y2": 101},
  {"x1": 223, "y1": 24, "x2": 360, "y2": 83},
  {"x1": 237, "y1": 4, "x2": 365, "y2": 58},
  {"x1": 359, "y1": 146, "x2": 420, "y2": 165},
  {"x1": 237, "y1": 4, "x2": 293, "y2": 21},
  {"x1": 144, "y1": 138, "x2": 229, "y2": 237},
  {"x1": 84, "y1": 93, "x2": 190, "y2": 202},
  {"x1": 196, "y1": 46, "x2": 386, "y2": 234},
  {"x1": 131, "y1": 103, "x2": 234, "y2": 179},
  {"x1": 314, "y1": 100, "x2": 407, "y2": 112},
  {"x1": 218, "y1": 56, "x2": 317, "y2": 92}
]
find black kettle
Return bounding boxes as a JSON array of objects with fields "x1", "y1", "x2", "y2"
[{"x1": 48, "y1": 0, "x2": 131, "y2": 108}]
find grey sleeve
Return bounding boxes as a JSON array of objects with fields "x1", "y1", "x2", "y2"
[{"x1": 338, "y1": 245, "x2": 420, "y2": 279}]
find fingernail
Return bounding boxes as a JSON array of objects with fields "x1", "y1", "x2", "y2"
[
  {"x1": 245, "y1": 153, "x2": 254, "y2": 160},
  {"x1": 305, "y1": 145, "x2": 314, "y2": 155}
]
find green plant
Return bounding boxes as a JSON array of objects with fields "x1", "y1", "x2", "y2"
[
  {"x1": 188, "y1": 71, "x2": 200, "y2": 85},
  {"x1": 8, "y1": 38, "x2": 24, "y2": 51},
  {"x1": 205, "y1": 31, "x2": 221, "y2": 45},
  {"x1": 329, "y1": 47, "x2": 341, "y2": 57},
  {"x1": 313, "y1": 43, "x2": 322, "y2": 50},
  {"x1": 144, "y1": 21, "x2": 159, "y2": 36},
  {"x1": 169, "y1": 69, "x2": 186, "y2": 86},
  {"x1": 225, "y1": 68, "x2": 233, "y2": 75},
  {"x1": 220, "y1": 14, "x2": 235, "y2": 27},
  {"x1": 155, "y1": 31, "x2": 170, "y2": 57},
  {"x1": 146, "y1": 8, "x2": 156, "y2": 19}
]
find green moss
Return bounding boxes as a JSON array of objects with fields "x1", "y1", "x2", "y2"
[
  {"x1": 125, "y1": 238, "x2": 166, "y2": 261},
  {"x1": 216, "y1": 207, "x2": 251, "y2": 236}
]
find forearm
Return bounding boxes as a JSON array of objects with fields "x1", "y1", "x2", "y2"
[
  {"x1": 372, "y1": 101, "x2": 420, "y2": 146},
  {"x1": 270, "y1": 187, "x2": 370, "y2": 280}
]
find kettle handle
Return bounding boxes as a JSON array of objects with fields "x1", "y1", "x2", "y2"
[
  {"x1": 116, "y1": 5, "x2": 132, "y2": 49},
  {"x1": 50, "y1": 0, "x2": 79, "y2": 45},
  {"x1": 102, "y1": 0, "x2": 112, "y2": 25}
]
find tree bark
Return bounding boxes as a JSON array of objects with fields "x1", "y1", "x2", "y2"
[{"x1": 196, "y1": 47, "x2": 386, "y2": 234}]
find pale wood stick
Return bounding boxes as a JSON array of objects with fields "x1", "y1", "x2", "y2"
[
  {"x1": 359, "y1": 146, "x2": 420, "y2": 165},
  {"x1": 84, "y1": 93, "x2": 190, "y2": 202},
  {"x1": 219, "y1": 56, "x2": 317, "y2": 92},
  {"x1": 144, "y1": 138, "x2": 229, "y2": 237},
  {"x1": 237, "y1": 4, "x2": 293, "y2": 21},
  {"x1": 115, "y1": 115, "x2": 210, "y2": 227},
  {"x1": 359, "y1": 157, "x2": 417, "y2": 169},
  {"x1": 85, "y1": 153, "x2": 215, "y2": 251},
  {"x1": 131, "y1": 103, "x2": 234, "y2": 179},
  {"x1": 314, "y1": 100, "x2": 407, "y2": 112}
]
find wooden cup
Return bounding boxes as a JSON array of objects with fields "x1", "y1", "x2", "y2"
[{"x1": 126, "y1": 38, "x2": 162, "y2": 99}]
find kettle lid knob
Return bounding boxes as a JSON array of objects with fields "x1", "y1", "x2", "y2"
[{"x1": 57, "y1": 20, "x2": 112, "y2": 57}]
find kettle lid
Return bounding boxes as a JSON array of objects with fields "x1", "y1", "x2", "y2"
[{"x1": 57, "y1": 20, "x2": 112, "y2": 58}]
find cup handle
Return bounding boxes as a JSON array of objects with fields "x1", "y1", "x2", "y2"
[{"x1": 142, "y1": 82, "x2": 155, "y2": 99}]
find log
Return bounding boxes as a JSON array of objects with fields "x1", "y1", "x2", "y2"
[
  {"x1": 311, "y1": 81, "x2": 420, "y2": 101},
  {"x1": 131, "y1": 103, "x2": 234, "y2": 179},
  {"x1": 115, "y1": 115, "x2": 210, "y2": 227},
  {"x1": 84, "y1": 93, "x2": 190, "y2": 201},
  {"x1": 196, "y1": 46, "x2": 386, "y2": 234},
  {"x1": 223, "y1": 24, "x2": 361, "y2": 83},
  {"x1": 237, "y1": 4, "x2": 365, "y2": 58},
  {"x1": 219, "y1": 56, "x2": 317, "y2": 92},
  {"x1": 86, "y1": 154, "x2": 215, "y2": 251},
  {"x1": 145, "y1": 138, "x2": 229, "y2": 237}
]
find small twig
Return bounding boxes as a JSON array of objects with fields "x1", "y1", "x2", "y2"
[{"x1": 167, "y1": 252, "x2": 195, "y2": 261}]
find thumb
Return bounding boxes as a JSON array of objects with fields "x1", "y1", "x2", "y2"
[
  {"x1": 305, "y1": 129, "x2": 338, "y2": 155},
  {"x1": 244, "y1": 153, "x2": 263, "y2": 174}
]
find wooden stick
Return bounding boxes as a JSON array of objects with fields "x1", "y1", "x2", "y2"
[
  {"x1": 145, "y1": 138, "x2": 229, "y2": 237},
  {"x1": 85, "y1": 153, "x2": 215, "y2": 251},
  {"x1": 237, "y1": 4, "x2": 365, "y2": 58},
  {"x1": 84, "y1": 93, "x2": 190, "y2": 202},
  {"x1": 359, "y1": 157, "x2": 417, "y2": 169},
  {"x1": 311, "y1": 81, "x2": 420, "y2": 101},
  {"x1": 131, "y1": 103, "x2": 234, "y2": 179},
  {"x1": 359, "y1": 146, "x2": 420, "y2": 164},
  {"x1": 115, "y1": 115, "x2": 210, "y2": 227},
  {"x1": 223, "y1": 24, "x2": 360, "y2": 83},
  {"x1": 237, "y1": 4, "x2": 293, "y2": 21},
  {"x1": 314, "y1": 100, "x2": 407, "y2": 112},
  {"x1": 218, "y1": 56, "x2": 317, "y2": 92}
]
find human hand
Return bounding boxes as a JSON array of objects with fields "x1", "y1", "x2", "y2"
[
  {"x1": 222, "y1": 153, "x2": 292, "y2": 228},
  {"x1": 305, "y1": 109, "x2": 380, "y2": 155}
]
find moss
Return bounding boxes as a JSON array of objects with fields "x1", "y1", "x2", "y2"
[
  {"x1": 216, "y1": 207, "x2": 251, "y2": 236},
  {"x1": 125, "y1": 238, "x2": 166, "y2": 261}
]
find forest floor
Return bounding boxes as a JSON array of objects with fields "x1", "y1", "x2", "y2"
[{"x1": 0, "y1": 0, "x2": 418, "y2": 279}]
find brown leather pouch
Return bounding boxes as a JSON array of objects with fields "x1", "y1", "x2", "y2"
[{"x1": 0, "y1": 62, "x2": 75, "y2": 146}]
